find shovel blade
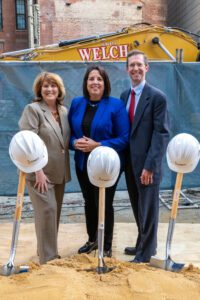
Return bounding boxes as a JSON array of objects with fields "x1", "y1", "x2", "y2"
[
  {"x1": 150, "y1": 256, "x2": 184, "y2": 272},
  {"x1": 1, "y1": 264, "x2": 15, "y2": 276},
  {"x1": 96, "y1": 265, "x2": 115, "y2": 274},
  {"x1": 0, "y1": 264, "x2": 29, "y2": 276},
  {"x1": 150, "y1": 256, "x2": 166, "y2": 269}
]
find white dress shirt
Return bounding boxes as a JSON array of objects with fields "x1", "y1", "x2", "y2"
[{"x1": 126, "y1": 80, "x2": 146, "y2": 115}]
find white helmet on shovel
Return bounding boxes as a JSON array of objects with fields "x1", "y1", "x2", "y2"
[
  {"x1": 9, "y1": 130, "x2": 48, "y2": 173},
  {"x1": 87, "y1": 146, "x2": 120, "y2": 188},
  {"x1": 166, "y1": 133, "x2": 200, "y2": 173}
]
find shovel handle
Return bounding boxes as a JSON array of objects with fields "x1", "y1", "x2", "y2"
[
  {"x1": 171, "y1": 172, "x2": 183, "y2": 219},
  {"x1": 98, "y1": 187, "x2": 105, "y2": 225},
  {"x1": 15, "y1": 171, "x2": 26, "y2": 221}
]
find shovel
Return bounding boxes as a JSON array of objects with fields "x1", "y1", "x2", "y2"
[
  {"x1": 86, "y1": 187, "x2": 115, "y2": 274},
  {"x1": 1, "y1": 170, "x2": 29, "y2": 276},
  {"x1": 150, "y1": 172, "x2": 185, "y2": 272},
  {"x1": 96, "y1": 187, "x2": 114, "y2": 274}
]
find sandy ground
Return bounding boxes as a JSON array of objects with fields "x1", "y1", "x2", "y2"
[{"x1": 0, "y1": 222, "x2": 200, "y2": 299}]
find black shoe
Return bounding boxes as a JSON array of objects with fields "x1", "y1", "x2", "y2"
[
  {"x1": 130, "y1": 257, "x2": 150, "y2": 263},
  {"x1": 103, "y1": 249, "x2": 112, "y2": 258},
  {"x1": 78, "y1": 241, "x2": 98, "y2": 254},
  {"x1": 124, "y1": 246, "x2": 137, "y2": 255}
]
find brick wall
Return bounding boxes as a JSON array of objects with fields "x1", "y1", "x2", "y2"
[
  {"x1": 39, "y1": 0, "x2": 167, "y2": 46},
  {"x1": 0, "y1": 0, "x2": 28, "y2": 53},
  {"x1": 143, "y1": 0, "x2": 167, "y2": 25},
  {"x1": 1, "y1": 0, "x2": 167, "y2": 52}
]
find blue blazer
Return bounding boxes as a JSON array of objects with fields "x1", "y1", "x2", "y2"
[{"x1": 68, "y1": 96, "x2": 130, "y2": 170}]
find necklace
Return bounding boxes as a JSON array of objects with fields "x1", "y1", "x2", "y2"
[
  {"x1": 88, "y1": 100, "x2": 100, "y2": 107},
  {"x1": 51, "y1": 110, "x2": 60, "y2": 122}
]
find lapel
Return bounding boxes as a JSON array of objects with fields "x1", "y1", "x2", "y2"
[
  {"x1": 58, "y1": 105, "x2": 68, "y2": 143},
  {"x1": 131, "y1": 83, "x2": 150, "y2": 135},
  {"x1": 122, "y1": 89, "x2": 131, "y2": 105},
  {"x1": 90, "y1": 98, "x2": 108, "y2": 139},
  {"x1": 77, "y1": 98, "x2": 88, "y2": 137},
  {"x1": 39, "y1": 101, "x2": 65, "y2": 148}
]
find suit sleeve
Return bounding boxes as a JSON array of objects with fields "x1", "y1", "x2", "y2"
[
  {"x1": 18, "y1": 104, "x2": 40, "y2": 133},
  {"x1": 144, "y1": 94, "x2": 170, "y2": 172}
]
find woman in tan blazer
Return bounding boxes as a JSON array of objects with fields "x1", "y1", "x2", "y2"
[{"x1": 19, "y1": 72, "x2": 71, "y2": 264}]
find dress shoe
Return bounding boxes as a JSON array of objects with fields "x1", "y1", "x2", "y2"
[
  {"x1": 78, "y1": 241, "x2": 98, "y2": 254},
  {"x1": 130, "y1": 257, "x2": 150, "y2": 263},
  {"x1": 124, "y1": 246, "x2": 137, "y2": 256},
  {"x1": 103, "y1": 249, "x2": 112, "y2": 258}
]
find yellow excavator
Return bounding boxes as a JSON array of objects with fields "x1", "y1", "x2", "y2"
[{"x1": 0, "y1": 24, "x2": 200, "y2": 62}]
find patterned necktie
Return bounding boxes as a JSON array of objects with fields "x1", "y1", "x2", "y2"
[{"x1": 129, "y1": 89, "x2": 135, "y2": 123}]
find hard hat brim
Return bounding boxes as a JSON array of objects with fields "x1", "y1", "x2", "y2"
[
  {"x1": 166, "y1": 151, "x2": 199, "y2": 173},
  {"x1": 12, "y1": 146, "x2": 48, "y2": 173},
  {"x1": 88, "y1": 174, "x2": 119, "y2": 188}
]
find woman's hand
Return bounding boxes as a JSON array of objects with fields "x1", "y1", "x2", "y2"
[
  {"x1": 34, "y1": 169, "x2": 50, "y2": 193},
  {"x1": 73, "y1": 137, "x2": 86, "y2": 150},
  {"x1": 74, "y1": 136, "x2": 101, "y2": 152}
]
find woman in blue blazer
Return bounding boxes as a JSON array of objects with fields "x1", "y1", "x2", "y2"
[{"x1": 68, "y1": 65, "x2": 130, "y2": 257}]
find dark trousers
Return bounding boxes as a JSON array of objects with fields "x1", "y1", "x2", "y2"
[
  {"x1": 76, "y1": 164, "x2": 120, "y2": 250},
  {"x1": 125, "y1": 161, "x2": 159, "y2": 261}
]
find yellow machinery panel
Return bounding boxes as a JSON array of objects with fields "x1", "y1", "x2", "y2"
[{"x1": 0, "y1": 25, "x2": 199, "y2": 62}]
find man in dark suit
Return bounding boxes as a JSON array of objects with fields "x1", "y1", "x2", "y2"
[{"x1": 120, "y1": 50, "x2": 170, "y2": 263}]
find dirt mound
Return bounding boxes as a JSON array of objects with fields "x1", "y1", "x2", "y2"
[{"x1": 0, "y1": 255, "x2": 200, "y2": 300}]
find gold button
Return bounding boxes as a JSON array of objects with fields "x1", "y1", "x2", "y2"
[{"x1": 61, "y1": 149, "x2": 65, "y2": 154}]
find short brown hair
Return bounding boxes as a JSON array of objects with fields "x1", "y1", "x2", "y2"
[
  {"x1": 32, "y1": 72, "x2": 66, "y2": 105},
  {"x1": 83, "y1": 65, "x2": 111, "y2": 99},
  {"x1": 126, "y1": 50, "x2": 148, "y2": 67}
]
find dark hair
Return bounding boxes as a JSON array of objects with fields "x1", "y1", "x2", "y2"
[
  {"x1": 83, "y1": 65, "x2": 111, "y2": 99},
  {"x1": 126, "y1": 50, "x2": 148, "y2": 67}
]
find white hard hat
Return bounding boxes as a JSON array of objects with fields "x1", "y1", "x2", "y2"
[
  {"x1": 166, "y1": 133, "x2": 200, "y2": 173},
  {"x1": 9, "y1": 130, "x2": 48, "y2": 173},
  {"x1": 87, "y1": 146, "x2": 120, "y2": 188}
]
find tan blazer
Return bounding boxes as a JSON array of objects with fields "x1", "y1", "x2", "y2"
[{"x1": 19, "y1": 100, "x2": 71, "y2": 184}]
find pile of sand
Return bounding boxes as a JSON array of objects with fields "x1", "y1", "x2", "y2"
[{"x1": 0, "y1": 254, "x2": 200, "y2": 300}]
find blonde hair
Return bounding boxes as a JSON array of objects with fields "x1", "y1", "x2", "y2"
[{"x1": 33, "y1": 72, "x2": 66, "y2": 105}]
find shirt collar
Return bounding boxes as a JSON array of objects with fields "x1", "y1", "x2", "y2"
[{"x1": 132, "y1": 80, "x2": 146, "y2": 95}]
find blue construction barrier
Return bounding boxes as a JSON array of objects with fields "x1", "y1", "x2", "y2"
[{"x1": 0, "y1": 61, "x2": 199, "y2": 195}]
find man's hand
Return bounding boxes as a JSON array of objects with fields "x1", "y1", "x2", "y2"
[{"x1": 140, "y1": 169, "x2": 153, "y2": 185}]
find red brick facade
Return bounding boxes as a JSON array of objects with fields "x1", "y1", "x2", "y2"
[
  {"x1": 0, "y1": 0, "x2": 167, "y2": 53},
  {"x1": 0, "y1": 0, "x2": 28, "y2": 53}
]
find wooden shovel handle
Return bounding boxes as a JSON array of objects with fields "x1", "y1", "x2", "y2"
[
  {"x1": 171, "y1": 172, "x2": 183, "y2": 219},
  {"x1": 15, "y1": 171, "x2": 26, "y2": 220},
  {"x1": 98, "y1": 187, "x2": 105, "y2": 224}
]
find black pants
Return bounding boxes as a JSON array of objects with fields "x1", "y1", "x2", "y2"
[
  {"x1": 125, "y1": 161, "x2": 159, "y2": 261},
  {"x1": 76, "y1": 164, "x2": 120, "y2": 250}
]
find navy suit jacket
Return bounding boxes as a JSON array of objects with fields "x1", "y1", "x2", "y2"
[
  {"x1": 68, "y1": 96, "x2": 130, "y2": 170},
  {"x1": 120, "y1": 83, "x2": 170, "y2": 184}
]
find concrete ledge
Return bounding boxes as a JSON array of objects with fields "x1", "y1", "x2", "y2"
[{"x1": 1, "y1": 189, "x2": 200, "y2": 223}]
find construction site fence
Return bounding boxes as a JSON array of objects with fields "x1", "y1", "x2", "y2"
[{"x1": 0, "y1": 61, "x2": 199, "y2": 196}]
